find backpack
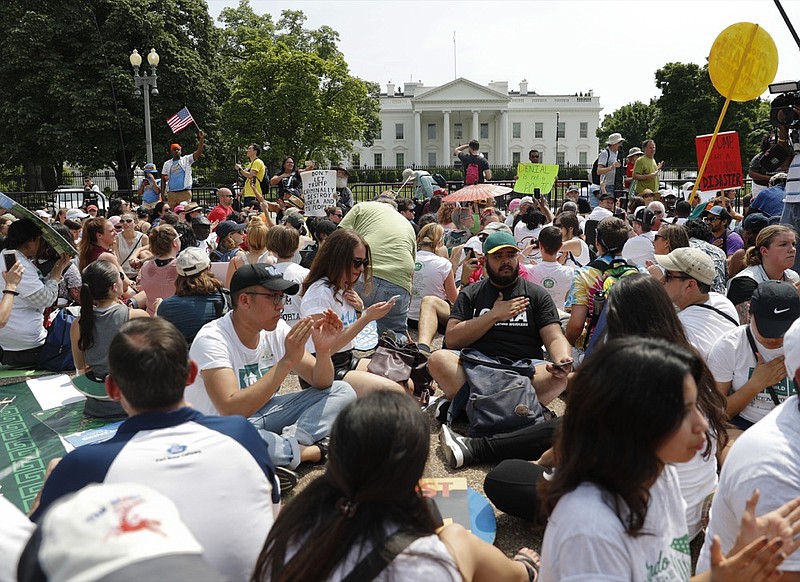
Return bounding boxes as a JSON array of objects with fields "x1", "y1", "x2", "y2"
[
  {"x1": 432, "y1": 173, "x2": 448, "y2": 188},
  {"x1": 465, "y1": 162, "x2": 480, "y2": 185},
  {"x1": 38, "y1": 307, "x2": 78, "y2": 372},
  {"x1": 590, "y1": 147, "x2": 610, "y2": 185},
  {"x1": 582, "y1": 257, "x2": 639, "y2": 348}
]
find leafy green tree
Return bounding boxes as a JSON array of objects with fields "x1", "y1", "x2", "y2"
[
  {"x1": 597, "y1": 101, "x2": 657, "y2": 153},
  {"x1": 0, "y1": 0, "x2": 222, "y2": 191},
  {"x1": 650, "y1": 62, "x2": 768, "y2": 167},
  {"x1": 218, "y1": 4, "x2": 381, "y2": 170}
]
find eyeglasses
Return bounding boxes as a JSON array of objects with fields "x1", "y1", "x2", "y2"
[
  {"x1": 703, "y1": 216, "x2": 722, "y2": 222},
  {"x1": 663, "y1": 272, "x2": 692, "y2": 283},
  {"x1": 654, "y1": 234, "x2": 666, "y2": 240},
  {"x1": 352, "y1": 258, "x2": 369, "y2": 268},
  {"x1": 246, "y1": 292, "x2": 286, "y2": 306},
  {"x1": 121, "y1": 218, "x2": 135, "y2": 223}
]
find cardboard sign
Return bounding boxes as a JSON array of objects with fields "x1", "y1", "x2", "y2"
[
  {"x1": 694, "y1": 131, "x2": 742, "y2": 192},
  {"x1": 515, "y1": 163, "x2": 559, "y2": 194},
  {"x1": 301, "y1": 170, "x2": 336, "y2": 217}
]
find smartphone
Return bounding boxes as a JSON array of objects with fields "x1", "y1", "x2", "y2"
[
  {"x1": 387, "y1": 294, "x2": 401, "y2": 304},
  {"x1": 465, "y1": 248, "x2": 475, "y2": 260},
  {"x1": 534, "y1": 188, "x2": 542, "y2": 200},
  {"x1": 552, "y1": 359, "x2": 574, "y2": 370},
  {"x1": 3, "y1": 250, "x2": 16, "y2": 271}
]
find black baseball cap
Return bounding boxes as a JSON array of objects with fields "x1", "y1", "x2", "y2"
[
  {"x1": 215, "y1": 220, "x2": 246, "y2": 239},
  {"x1": 230, "y1": 264, "x2": 300, "y2": 296},
  {"x1": 750, "y1": 280, "x2": 800, "y2": 338}
]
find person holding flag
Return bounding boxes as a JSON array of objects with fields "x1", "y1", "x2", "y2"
[{"x1": 162, "y1": 107, "x2": 204, "y2": 207}]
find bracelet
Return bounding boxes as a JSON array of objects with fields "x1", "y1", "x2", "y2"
[{"x1": 3, "y1": 290, "x2": 19, "y2": 296}]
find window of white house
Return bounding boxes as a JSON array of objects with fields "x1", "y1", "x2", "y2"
[
  {"x1": 512, "y1": 151, "x2": 521, "y2": 165},
  {"x1": 556, "y1": 152, "x2": 565, "y2": 165},
  {"x1": 352, "y1": 153, "x2": 360, "y2": 168},
  {"x1": 395, "y1": 124, "x2": 404, "y2": 140},
  {"x1": 534, "y1": 122, "x2": 543, "y2": 139},
  {"x1": 396, "y1": 152, "x2": 404, "y2": 167},
  {"x1": 480, "y1": 123, "x2": 489, "y2": 139},
  {"x1": 579, "y1": 122, "x2": 588, "y2": 139},
  {"x1": 374, "y1": 153, "x2": 383, "y2": 168},
  {"x1": 454, "y1": 123, "x2": 463, "y2": 140},
  {"x1": 512, "y1": 122, "x2": 521, "y2": 139},
  {"x1": 579, "y1": 151, "x2": 587, "y2": 165},
  {"x1": 428, "y1": 152, "x2": 437, "y2": 166},
  {"x1": 557, "y1": 122, "x2": 565, "y2": 139},
  {"x1": 428, "y1": 124, "x2": 436, "y2": 140}
]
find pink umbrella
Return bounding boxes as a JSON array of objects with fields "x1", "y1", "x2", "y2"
[{"x1": 442, "y1": 183, "x2": 512, "y2": 203}]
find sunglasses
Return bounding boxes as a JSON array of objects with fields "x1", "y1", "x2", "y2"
[
  {"x1": 664, "y1": 272, "x2": 692, "y2": 283},
  {"x1": 121, "y1": 218, "x2": 135, "y2": 223},
  {"x1": 352, "y1": 258, "x2": 369, "y2": 268}
]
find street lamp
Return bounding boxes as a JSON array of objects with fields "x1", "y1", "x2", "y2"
[{"x1": 130, "y1": 48, "x2": 160, "y2": 164}]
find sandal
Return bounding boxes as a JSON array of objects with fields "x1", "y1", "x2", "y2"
[
  {"x1": 275, "y1": 466, "x2": 299, "y2": 494},
  {"x1": 314, "y1": 437, "x2": 330, "y2": 464},
  {"x1": 513, "y1": 548, "x2": 540, "y2": 582}
]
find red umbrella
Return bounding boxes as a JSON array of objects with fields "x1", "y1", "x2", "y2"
[{"x1": 442, "y1": 184, "x2": 512, "y2": 203}]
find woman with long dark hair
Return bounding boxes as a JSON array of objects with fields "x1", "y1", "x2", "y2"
[
  {"x1": 252, "y1": 391, "x2": 538, "y2": 582},
  {"x1": 70, "y1": 260, "x2": 148, "y2": 416},
  {"x1": 300, "y1": 229, "x2": 408, "y2": 396},
  {"x1": 538, "y1": 336, "x2": 793, "y2": 580},
  {"x1": 555, "y1": 211, "x2": 591, "y2": 268}
]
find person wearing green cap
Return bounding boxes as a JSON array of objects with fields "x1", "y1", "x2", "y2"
[{"x1": 428, "y1": 229, "x2": 574, "y2": 410}]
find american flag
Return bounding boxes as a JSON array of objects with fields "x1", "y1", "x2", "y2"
[{"x1": 166, "y1": 107, "x2": 195, "y2": 134}]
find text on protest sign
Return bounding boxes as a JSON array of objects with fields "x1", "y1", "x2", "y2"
[
  {"x1": 694, "y1": 131, "x2": 742, "y2": 192},
  {"x1": 301, "y1": 170, "x2": 337, "y2": 217},
  {"x1": 515, "y1": 164, "x2": 559, "y2": 194}
]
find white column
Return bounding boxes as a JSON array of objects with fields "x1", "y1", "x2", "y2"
[
  {"x1": 442, "y1": 111, "x2": 451, "y2": 166},
  {"x1": 414, "y1": 110, "x2": 422, "y2": 167},
  {"x1": 500, "y1": 110, "x2": 509, "y2": 165},
  {"x1": 472, "y1": 110, "x2": 480, "y2": 140}
]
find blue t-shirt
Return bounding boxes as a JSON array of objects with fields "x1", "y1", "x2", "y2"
[
  {"x1": 167, "y1": 159, "x2": 187, "y2": 192},
  {"x1": 140, "y1": 176, "x2": 161, "y2": 204},
  {"x1": 750, "y1": 185, "x2": 785, "y2": 218}
]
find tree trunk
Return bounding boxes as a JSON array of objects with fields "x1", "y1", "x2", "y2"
[
  {"x1": 23, "y1": 160, "x2": 57, "y2": 192},
  {"x1": 114, "y1": 151, "x2": 136, "y2": 199}
]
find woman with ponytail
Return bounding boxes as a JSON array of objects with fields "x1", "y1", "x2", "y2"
[{"x1": 69, "y1": 260, "x2": 148, "y2": 417}]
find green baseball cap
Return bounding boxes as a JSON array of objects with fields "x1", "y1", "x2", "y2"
[{"x1": 482, "y1": 231, "x2": 519, "y2": 255}]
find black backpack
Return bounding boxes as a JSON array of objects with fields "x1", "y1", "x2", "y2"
[
  {"x1": 590, "y1": 147, "x2": 610, "y2": 185},
  {"x1": 431, "y1": 173, "x2": 447, "y2": 188}
]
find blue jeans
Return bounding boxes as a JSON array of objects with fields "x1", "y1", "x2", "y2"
[
  {"x1": 355, "y1": 277, "x2": 410, "y2": 335},
  {"x1": 248, "y1": 380, "x2": 355, "y2": 468},
  {"x1": 781, "y1": 201, "x2": 800, "y2": 273}
]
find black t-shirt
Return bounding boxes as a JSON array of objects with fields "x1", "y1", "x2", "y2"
[
  {"x1": 449, "y1": 277, "x2": 560, "y2": 360},
  {"x1": 457, "y1": 152, "x2": 490, "y2": 184}
]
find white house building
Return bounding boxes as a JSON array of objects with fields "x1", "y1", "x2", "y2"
[{"x1": 351, "y1": 78, "x2": 602, "y2": 170}]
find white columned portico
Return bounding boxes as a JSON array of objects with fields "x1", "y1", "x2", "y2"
[
  {"x1": 414, "y1": 110, "x2": 422, "y2": 166},
  {"x1": 442, "y1": 110, "x2": 451, "y2": 165},
  {"x1": 472, "y1": 110, "x2": 480, "y2": 140},
  {"x1": 500, "y1": 110, "x2": 509, "y2": 164}
]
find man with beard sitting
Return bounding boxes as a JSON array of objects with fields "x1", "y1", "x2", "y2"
[{"x1": 427, "y1": 231, "x2": 573, "y2": 410}]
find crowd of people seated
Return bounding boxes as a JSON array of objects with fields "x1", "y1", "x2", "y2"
[{"x1": 3, "y1": 162, "x2": 800, "y2": 581}]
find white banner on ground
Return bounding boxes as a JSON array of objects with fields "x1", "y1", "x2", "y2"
[{"x1": 301, "y1": 170, "x2": 336, "y2": 217}]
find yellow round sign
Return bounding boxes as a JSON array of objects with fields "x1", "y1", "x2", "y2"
[{"x1": 708, "y1": 22, "x2": 778, "y2": 102}]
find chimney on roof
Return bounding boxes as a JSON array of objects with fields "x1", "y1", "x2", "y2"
[
  {"x1": 520, "y1": 79, "x2": 528, "y2": 96},
  {"x1": 387, "y1": 81, "x2": 395, "y2": 97}
]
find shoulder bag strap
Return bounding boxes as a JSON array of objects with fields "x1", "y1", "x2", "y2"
[
  {"x1": 119, "y1": 234, "x2": 142, "y2": 267},
  {"x1": 745, "y1": 326, "x2": 781, "y2": 407},
  {"x1": 685, "y1": 302, "x2": 739, "y2": 327},
  {"x1": 341, "y1": 531, "x2": 422, "y2": 582}
]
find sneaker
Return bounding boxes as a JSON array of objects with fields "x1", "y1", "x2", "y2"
[
  {"x1": 275, "y1": 466, "x2": 299, "y2": 494},
  {"x1": 433, "y1": 398, "x2": 450, "y2": 423},
  {"x1": 439, "y1": 425, "x2": 475, "y2": 469}
]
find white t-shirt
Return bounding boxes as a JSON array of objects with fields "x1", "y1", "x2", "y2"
[
  {"x1": 540, "y1": 465, "x2": 692, "y2": 581},
  {"x1": 699, "y1": 397, "x2": 800, "y2": 573},
  {"x1": 707, "y1": 324, "x2": 794, "y2": 424},
  {"x1": 598, "y1": 148, "x2": 620, "y2": 188},
  {"x1": 622, "y1": 231, "x2": 655, "y2": 267},
  {"x1": 524, "y1": 260, "x2": 574, "y2": 311},
  {"x1": 0, "y1": 252, "x2": 51, "y2": 350},
  {"x1": 272, "y1": 261, "x2": 309, "y2": 328},
  {"x1": 186, "y1": 313, "x2": 288, "y2": 416},
  {"x1": 514, "y1": 221, "x2": 541, "y2": 247},
  {"x1": 301, "y1": 278, "x2": 358, "y2": 353},
  {"x1": 565, "y1": 237, "x2": 591, "y2": 269},
  {"x1": 587, "y1": 206, "x2": 613, "y2": 222},
  {"x1": 675, "y1": 440, "x2": 718, "y2": 540},
  {"x1": 678, "y1": 293, "x2": 739, "y2": 358},
  {"x1": 409, "y1": 250, "x2": 452, "y2": 320},
  {"x1": 0, "y1": 496, "x2": 34, "y2": 582}
]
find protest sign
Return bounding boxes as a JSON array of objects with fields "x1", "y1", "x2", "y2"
[
  {"x1": 694, "y1": 131, "x2": 742, "y2": 192},
  {"x1": 301, "y1": 170, "x2": 336, "y2": 217},
  {"x1": 514, "y1": 163, "x2": 559, "y2": 194}
]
